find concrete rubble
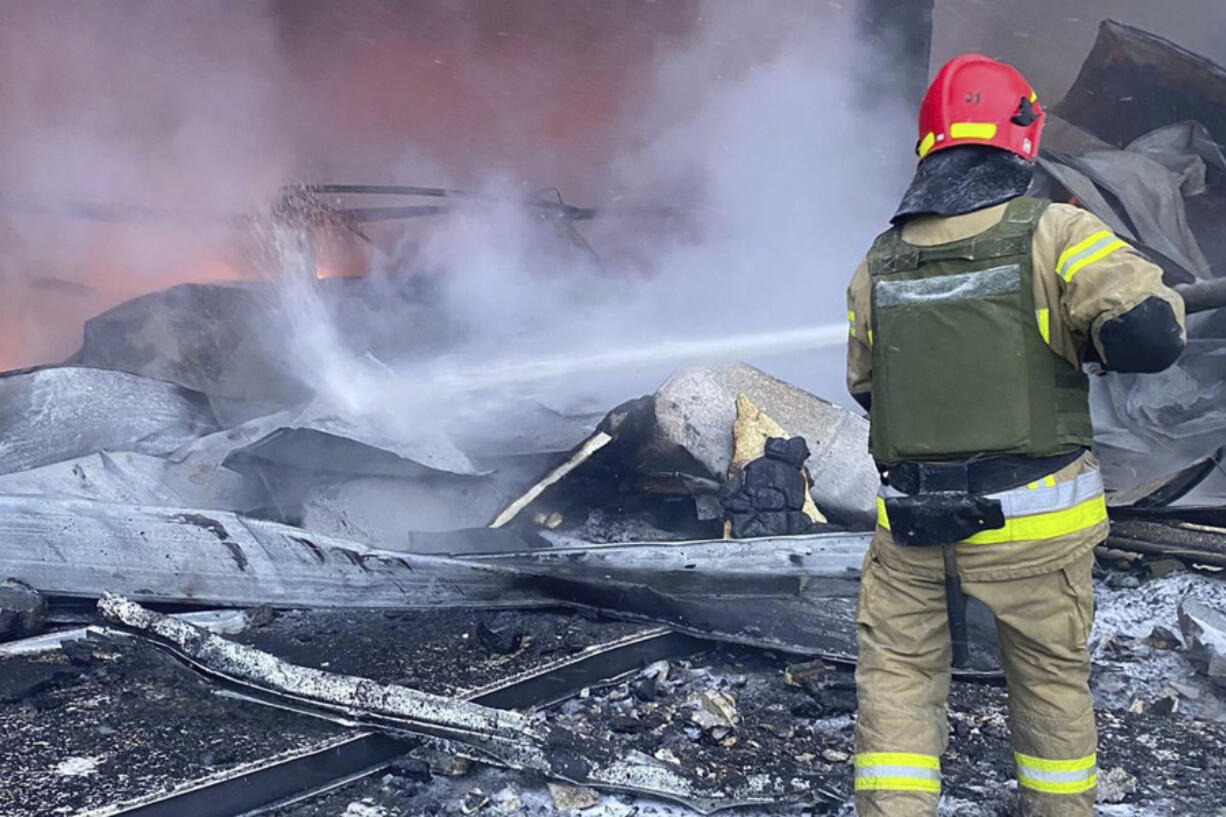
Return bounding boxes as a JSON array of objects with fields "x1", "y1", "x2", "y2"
[
  {"x1": 0, "y1": 580, "x2": 46, "y2": 642},
  {"x1": 1179, "y1": 598, "x2": 1226, "y2": 685}
]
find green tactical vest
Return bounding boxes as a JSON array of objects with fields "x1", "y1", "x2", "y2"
[{"x1": 866, "y1": 197, "x2": 1093, "y2": 466}]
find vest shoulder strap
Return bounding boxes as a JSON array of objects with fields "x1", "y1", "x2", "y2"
[
  {"x1": 867, "y1": 197, "x2": 1052, "y2": 275},
  {"x1": 866, "y1": 226, "x2": 917, "y2": 276}
]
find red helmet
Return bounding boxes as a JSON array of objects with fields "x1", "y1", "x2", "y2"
[{"x1": 916, "y1": 54, "x2": 1044, "y2": 162}]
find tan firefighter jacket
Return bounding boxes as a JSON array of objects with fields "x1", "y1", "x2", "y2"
[{"x1": 846, "y1": 201, "x2": 1186, "y2": 581}]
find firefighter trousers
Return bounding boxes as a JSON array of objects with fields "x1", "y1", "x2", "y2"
[{"x1": 853, "y1": 546, "x2": 1097, "y2": 817}]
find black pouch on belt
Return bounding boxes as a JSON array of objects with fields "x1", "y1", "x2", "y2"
[{"x1": 883, "y1": 492, "x2": 1006, "y2": 546}]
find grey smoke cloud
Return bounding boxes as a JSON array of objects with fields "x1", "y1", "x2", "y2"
[
  {"x1": 0, "y1": 0, "x2": 914, "y2": 423},
  {"x1": 268, "y1": 1, "x2": 915, "y2": 437}
]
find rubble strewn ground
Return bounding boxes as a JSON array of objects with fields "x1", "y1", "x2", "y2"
[
  {"x1": 0, "y1": 640, "x2": 343, "y2": 817},
  {"x1": 260, "y1": 566, "x2": 1226, "y2": 816},
  {"x1": 5, "y1": 562, "x2": 1224, "y2": 816}
]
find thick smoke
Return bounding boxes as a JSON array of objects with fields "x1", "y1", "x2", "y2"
[
  {"x1": 0, "y1": 1, "x2": 289, "y2": 366},
  {"x1": 268, "y1": 1, "x2": 914, "y2": 437},
  {"x1": 0, "y1": 1, "x2": 913, "y2": 427}
]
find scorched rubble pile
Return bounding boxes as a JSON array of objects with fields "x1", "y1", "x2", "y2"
[{"x1": 4, "y1": 17, "x2": 1226, "y2": 817}]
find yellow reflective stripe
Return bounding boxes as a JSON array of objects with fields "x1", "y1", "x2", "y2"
[
  {"x1": 848, "y1": 310, "x2": 856, "y2": 322},
  {"x1": 1015, "y1": 752, "x2": 1097, "y2": 772},
  {"x1": 1018, "y1": 773, "x2": 1097, "y2": 795},
  {"x1": 918, "y1": 132, "x2": 937, "y2": 158},
  {"x1": 962, "y1": 495, "x2": 1106, "y2": 545},
  {"x1": 855, "y1": 776, "x2": 941, "y2": 793},
  {"x1": 867, "y1": 329, "x2": 874, "y2": 346},
  {"x1": 949, "y1": 122, "x2": 998, "y2": 141},
  {"x1": 855, "y1": 752, "x2": 941, "y2": 794},
  {"x1": 856, "y1": 752, "x2": 940, "y2": 770},
  {"x1": 1056, "y1": 230, "x2": 1111, "y2": 274},
  {"x1": 1035, "y1": 307, "x2": 1050, "y2": 344},
  {"x1": 878, "y1": 494, "x2": 1106, "y2": 543},
  {"x1": 1063, "y1": 239, "x2": 1127, "y2": 282},
  {"x1": 1056, "y1": 230, "x2": 1131, "y2": 282},
  {"x1": 1015, "y1": 751, "x2": 1097, "y2": 793}
]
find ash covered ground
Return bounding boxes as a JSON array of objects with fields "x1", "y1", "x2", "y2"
[
  {"x1": 257, "y1": 563, "x2": 1226, "y2": 817},
  {"x1": 3, "y1": 557, "x2": 1226, "y2": 816}
]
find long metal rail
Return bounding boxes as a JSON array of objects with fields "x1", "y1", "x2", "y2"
[{"x1": 80, "y1": 627, "x2": 708, "y2": 817}]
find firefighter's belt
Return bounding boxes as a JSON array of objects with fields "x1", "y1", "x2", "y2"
[
  {"x1": 877, "y1": 466, "x2": 1107, "y2": 546},
  {"x1": 881, "y1": 493, "x2": 1005, "y2": 547},
  {"x1": 883, "y1": 449, "x2": 1083, "y2": 496}
]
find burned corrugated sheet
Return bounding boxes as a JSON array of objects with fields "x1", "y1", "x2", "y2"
[
  {"x1": 1055, "y1": 20, "x2": 1226, "y2": 149},
  {"x1": 75, "y1": 279, "x2": 458, "y2": 426},
  {"x1": 223, "y1": 406, "x2": 482, "y2": 478},
  {"x1": 218, "y1": 405, "x2": 521, "y2": 544},
  {"x1": 0, "y1": 496, "x2": 536, "y2": 609},
  {"x1": 0, "y1": 366, "x2": 218, "y2": 476},
  {"x1": 300, "y1": 474, "x2": 509, "y2": 546},
  {"x1": 0, "y1": 450, "x2": 261, "y2": 512},
  {"x1": 1093, "y1": 336, "x2": 1226, "y2": 506},
  {"x1": 0, "y1": 497, "x2": 894, "y2": 665},
  {"x1": 1032, "y1": 24, "x2": 1226, "y2": 508},
  {"x1": 76, "y1": 282, "x2": 308, "y2": 422}
]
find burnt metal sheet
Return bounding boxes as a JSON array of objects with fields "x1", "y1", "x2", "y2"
[
  {"x1": 77, "y1": 282, "x2": 308, "y2": 421},
  {"x1": 75, "y1": 280, "x2": 457, "y2": 426},
  {"x1": 299, "y1": 474, "x2": 508, "y2": 547},
  {"x1": 1093, "y1": 337, "x2": 1226, "y2": 506},
  {"x1": 0, "y1": 366, "x2": 218, "y2": 476},
  {"x1": 1054, "y1": 20, "x2": 1226, "y2": 148},
  {"x1": 480, "y1": 531, "x2": 869, "y2": 589},
  {"x1": 213, "y1": 405, "x2": 518, "y2": 545},
  {"x1": 222, "y1": 405, "x2": 482, "y2": 479},
  {"x1": 0, "y1": 496, "x2": 534, "y2": 609},
  {"x1": 477, "y1": 533, "x2": 1001, "y2": 677},
  {"x1": 0, "y1": 451, "x2": 261, "y2": 513},
  {"x1": 0, "y1": 500, "x2": 996, "y2": 674},
  {"x1": 98, "y1": 596, "x2": 812, "y2": 813}
]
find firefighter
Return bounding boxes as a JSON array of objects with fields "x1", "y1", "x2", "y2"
[{"x1": 845, "y1": 55, "x2": 1186, "y2": 817}]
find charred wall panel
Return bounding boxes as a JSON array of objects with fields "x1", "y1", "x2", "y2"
[{"x1": 1054, "y1": 20, "x2": 1226, "y2": 147}]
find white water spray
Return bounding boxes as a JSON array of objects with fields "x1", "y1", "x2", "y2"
[{"x1": 435, "y1": 324, "x2": 848, "y2": 392}]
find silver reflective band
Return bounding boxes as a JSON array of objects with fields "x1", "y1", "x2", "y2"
[
  {"x1": 854, "y1": 764, "x2": 941, "y2": 781},
  {"x1": 1018, "y1": 765, "x2": 1097, "y2": 785},
  {"x1": 1014, "y1": 751, "x2": 1098, "y2": 795},
  {"x1": 854, "y1": 752, "x2": 942, "y2": 793},
  {"x1": 873, "y1": 264, "x2": 1021, "y2": 309},
  {"x1": 878, "y1": 467, "x2": 1103, "y2": 517}
]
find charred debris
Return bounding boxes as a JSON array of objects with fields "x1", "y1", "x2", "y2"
[{"x1": 4, "y1": 19, "x2": 1226, "y2": 817}]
